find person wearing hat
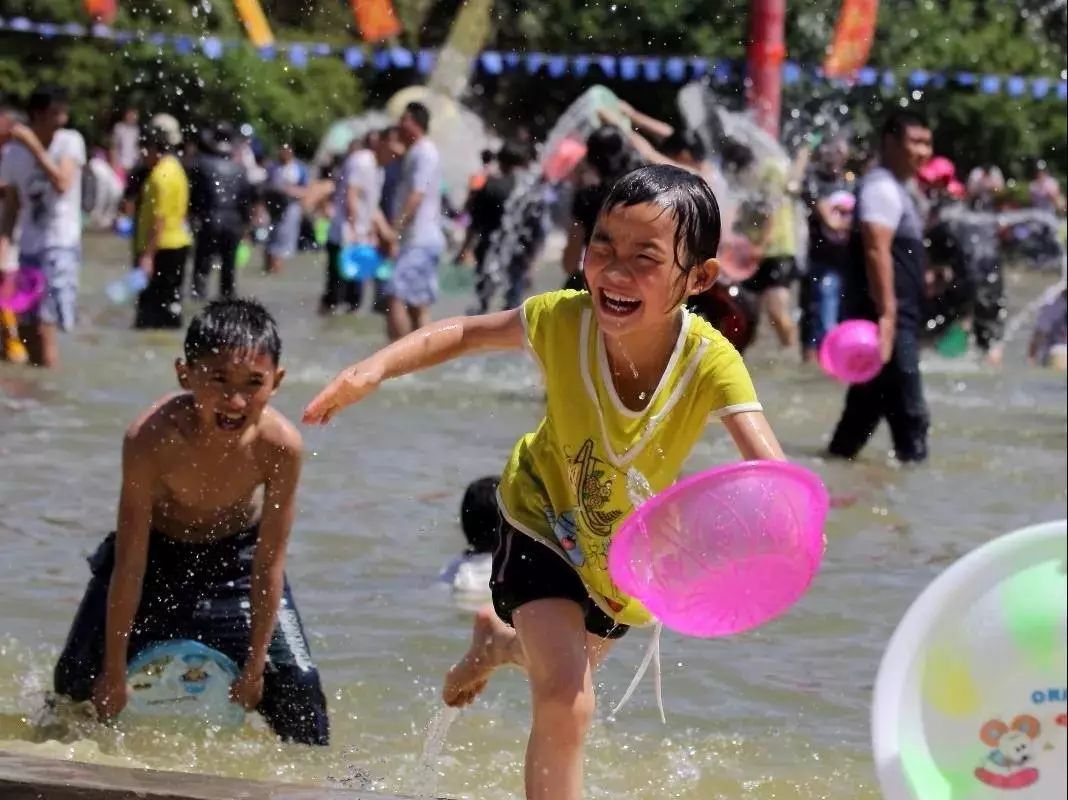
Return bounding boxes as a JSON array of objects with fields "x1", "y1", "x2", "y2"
[
  {"x1": 188, "y1": 123, "x2": 253, "y2": 300},
  {"x1": 132, "y1": 117, "x2": 192, "y2": 329}
]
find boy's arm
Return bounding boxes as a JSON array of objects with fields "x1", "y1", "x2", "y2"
[
  {"x1": 230, "y1": 431, "x2": 302, "y2": 710},
  {"x1": 10, "y1": 125, "x2": 66, "y2": 192},
  {"x1": 395, "y1": 189, "x2": 423, "y2": 237},
  {"x1": 94, "y1": 428, "x2": 158, "y2": 718},
  {"x1": 860, "y1": 221, "x2": 898, "y2": 364},
  {"x1": 721, "y1": 411, "x2": 786, "y2": 461},
  {"x1": 303, "y1": 309, "x2": 526, "y2": 425}
]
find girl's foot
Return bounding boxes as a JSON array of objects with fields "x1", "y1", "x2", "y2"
[{"x1": 442, "y1": 606, "x2": 517, "y2": 708}]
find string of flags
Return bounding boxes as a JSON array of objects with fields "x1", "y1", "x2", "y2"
[{"x1": 2, "y1": 15, "x2": 1066, "y2": 103}]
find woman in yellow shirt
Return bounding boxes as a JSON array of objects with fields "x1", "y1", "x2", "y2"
[
  {"x1": 134, "y1": 122, "x2": 192, "y2": 329},
  {"x1": 304, "y1": 165, "x2": 785, "y2": 800}
]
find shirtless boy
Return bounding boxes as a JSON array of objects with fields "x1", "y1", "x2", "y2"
[{"x1": 53, "y1": 298, "x2": 328, "y2": 745}]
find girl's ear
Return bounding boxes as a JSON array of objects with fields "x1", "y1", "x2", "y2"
[{"x1": 688, "y1": 258, "x2": 720, "y2": 296}]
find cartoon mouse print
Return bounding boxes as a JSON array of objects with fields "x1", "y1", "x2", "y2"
[{"x1": 974, "y1": 714, "x2": 1041, "y2": 790}]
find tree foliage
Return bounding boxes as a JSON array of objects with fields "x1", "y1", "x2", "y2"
[
  {"x1": 0, "y1": 0, "x2": 364, "y2": 155},
  {"x1": 0, "y1": 1, "x2": 1064, "y2": 178}
]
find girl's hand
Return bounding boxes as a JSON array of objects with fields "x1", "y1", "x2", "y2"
[{"x1": 302, "y1": 363, "x2": 382, "y2": 425}]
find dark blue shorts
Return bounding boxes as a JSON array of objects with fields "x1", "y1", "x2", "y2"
[
  {"x1": 491, "y1": 518, "x2": 629, "y2": 641},
  {"x1": 54, "y1": 527, "x2": 329, "y2": 745}
]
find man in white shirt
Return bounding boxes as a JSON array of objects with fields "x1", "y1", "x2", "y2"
[
  {"x1": 321, "y1": 129, "x2": 400, "y2": 314},
  {"x1": 386, "y1": 102, "x2": 446, "y2": 340},
  {"x1": 0, "y1": 85, "x2": 86, "y2": 368}
]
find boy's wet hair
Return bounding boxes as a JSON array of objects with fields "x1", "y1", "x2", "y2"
[
  {"x1": 461, "y1": 476, "x2": 500, "y2": 555},
  {"x1": 601, "y1": 164, "x2": 722, "y2": 271},
  {"x1": 184, "y1": 298, "x2": 282, "y2": 366}
]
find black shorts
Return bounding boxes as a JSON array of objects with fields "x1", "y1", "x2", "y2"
[
  {"x1": 491, "y1": 518, "x2": 629, "y2": 640},
  {"x1": 742, "y1": 256, "x2": 797, "y2": 293},
  {"x1": 54, "y1": 527, "x2": 329, "y2": 746}
]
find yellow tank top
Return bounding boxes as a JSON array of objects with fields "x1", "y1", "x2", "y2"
[{"x1": 497, "y1": 291, "x2": 762, "y2": 627}]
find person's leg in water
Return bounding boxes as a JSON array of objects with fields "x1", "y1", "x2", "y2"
[
  {"x1": 386, "y1": 295, "x2": 412, "y2": 341},
  {"x1": 135, "y1": 247, "x2": 189, "y2": 329},
  {"x1": 800, "y1": 264, "x2": 840, "y2": 362},
  {"x1": 254, "y1": 581, "x2": 330, "y2": 746},
  {"x1": 408, "y1": 303, "x2": 429, "y2": 331},
  {"x1": 443, "y1": 522, "x2": 623, "y2": 800},
  {"x1": 881, "y1": 332, "x2": 930, "y2": 463},
  {"x1": 762, "y1": 286, "x2": 798, "y2": 349},
  {"x1": 192, "y1": 226, "x2": 219, "y2": 300},
  {"x1": 516, "y1": 600, "x2": 612, "y2": 800},
  {"x1": 23, "y1": 248, "x2": 79, "y2": 368},
  {"x1": 387, "y1": 246, "x2": 439, "y2": 339},
  {"x1": 443, "y1": 604, "x2": 524, "y2": 706},
  {"x1": 24, "y1": 322, "x2": 59, "y2": 367},
  {"x1": 442, "y1": 601, "x2": 614, "y2": 800},
  {"x1": 218, "y1": 227, "x2": 240, "y2": 300},
  {"x1": 827, "y1": 369, "x2": 887, "y2": 459}
]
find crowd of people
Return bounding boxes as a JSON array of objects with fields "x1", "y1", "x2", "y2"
[
  {"x1": 4, "y1": 82, "x2": 1065, "y2": 375},
  {"x1": 1, "y1": 83, "x2": 1066, "y2": 461},
  {"x1": 0, "y1": 86, "x2": 459, "y2": 365},
  {"x1": 2, "y1": 77, "x2": 1068, "y2": 800}
]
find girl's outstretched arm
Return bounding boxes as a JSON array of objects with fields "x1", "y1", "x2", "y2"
[
  {"x1": 303, "y1": 309, "x2": 524, "y2": 425},
  {"x1": 721, "y1": 411, "x2": 786, "y2": 461}
]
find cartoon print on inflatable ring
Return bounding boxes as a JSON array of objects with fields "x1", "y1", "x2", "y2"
[{"x1": 974, "y1": 714, "x2": 1042, "y2": 790}]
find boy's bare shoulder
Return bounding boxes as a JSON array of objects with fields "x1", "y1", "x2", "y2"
[
  {"x1": 254, "y1": 406, "x2": 304, "y2": 465},
  {"x1": 123, "y1": 393, "x2": 194, "y2": 454}
]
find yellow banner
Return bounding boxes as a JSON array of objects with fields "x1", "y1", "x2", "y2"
[
  {"x1": 823, "y1": 0, "x2": 880, "y2": 78},
  {"x1": 233, "y1": 0, "x2": 274, "y2": 49}
]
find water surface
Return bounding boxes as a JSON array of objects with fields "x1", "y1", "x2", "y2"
[{"x1": 1, "y1": 237, "x2": 1065, "y2": 798}]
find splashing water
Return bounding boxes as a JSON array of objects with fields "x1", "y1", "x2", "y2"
[
  {"x1": 479, "y1": 86, "x2": 622, "y2": 308},
  {"x1": 677, "y1": 83, "x2": 808, "y2": 278},
  {"x1": 410, "y1": 704, "x2": 460, "y2": 799},
  {"x1": 627, "y1": 467, "x2": 655, "y2": 510}
]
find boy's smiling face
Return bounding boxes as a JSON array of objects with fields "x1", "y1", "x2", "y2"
[{"x1": 176, "y1": 349, "x2": 283, "y2": 437}]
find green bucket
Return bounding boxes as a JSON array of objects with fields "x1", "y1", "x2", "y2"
[{"x1": 936, "y1": 321, "x2": 969, "y2": 358}]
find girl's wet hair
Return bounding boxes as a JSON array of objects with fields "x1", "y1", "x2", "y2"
[
  {"x1": 601, "y1": 164, "x2": 722, "y2": 272},
  {"x1": 185, "y1": 298, "x2": 282, "y2": 366}
]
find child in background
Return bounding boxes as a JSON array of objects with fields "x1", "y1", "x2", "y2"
[
  {"x1": 304, "y1": 165, "x2": 784, "y2": 800},
  {"x1": 53, "y1": 299, "x2": 328, "y2": 745},
  {"x1": 439, "y1": 476, "x2": 499, "y2": 599}
]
